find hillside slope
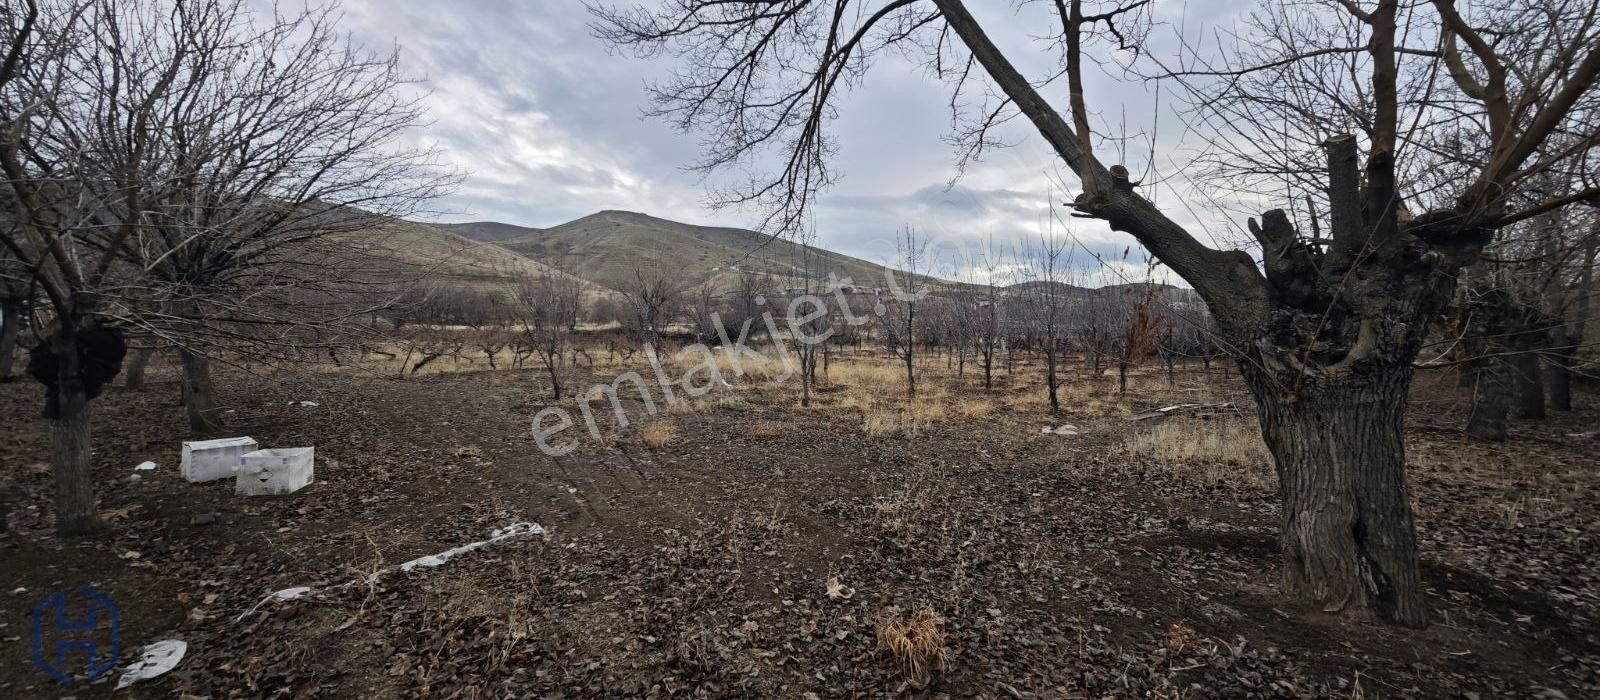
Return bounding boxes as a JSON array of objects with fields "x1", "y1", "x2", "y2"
[
  {"x1": 495, "y1": 210, "x2": 930, "y2": 293},
  {"x1": 342, "y1": 219, "x2": 604, "y2": 301},
  {"x1": 436, "y1": 221, "x2": 543, "y2": 243}
]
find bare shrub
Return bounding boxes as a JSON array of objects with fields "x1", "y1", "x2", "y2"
[
  {"x1": 640, "y1": 421, "x2": 677, "y2": 448},
  {"x1": 875, "y1": 607, "x2": 950, "y2": 689}
]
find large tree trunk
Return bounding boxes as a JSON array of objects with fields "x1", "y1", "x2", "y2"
[
  {"x1": 1245, "y1": 362, "x2": 1427, "y2": 627},
  {"x1": 179, "y1": 347, "x2": 224, "y2": 434},
  {"x1": 1549, "y1": 240, "x2": 1594, "y2": 411},
  {"x1": 0, "y1": 300, "x2": 21, "y2": 382},
  {"x1": 124, "y1": 347, "x2": 152, "y2": 390},
  {"x1": 52, "y1": 385, "x2": 98, "y2": 535},
  {"x1": 46, "y1": 325, "x2": 103, "y2": 535},
  {"x1": 1511, "y1": 353, "x2": 1545, "y2": 419},
  {"x1": 1467, "y1": 358, "x2": 1512, "y2": 441},
  {"x1": 1547, "y1": 331, "x2": 1574, "y2": 412},
  {"x1": 1045, "y1": 347, "x2": 1059, "y2": 412}
]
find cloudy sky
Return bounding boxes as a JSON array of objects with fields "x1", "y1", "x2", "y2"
[{"x1": 334, "y1": 0, "x2": 1257, "y2": 285}]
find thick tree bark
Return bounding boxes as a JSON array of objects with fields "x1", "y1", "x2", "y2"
[
  {"x1": 1467, "y1": 359, "x2": 1512, "y2": 441},
  {"x1": 1045, "y1": 347, "x2": 1059, "y2": 412},
  {"x1": 1511, "y1": 353, "x2": 1545, "y2": 419},
  {"x1": 52, "y1": 389, "x2": 98, "y2": 535},
  {"x1": 1550, "y1": 240, "x2": 1593, "y2": 411},
  {"x1": 0, "y1": 300, "x2": 21, "y2": 382},
  {"x1": 1547, "y1": 336, "x2": 1575, "y2": 411},
  {"x1": 1244, "y1": 362, "x2": 1427, "y2": 627},
  {"x1": 179, "y1": 346, "x2": 224, "y2": 434},
  {"x1": 50, "y1": 327, "x2": 101, "y2": 535},
  {"x1": 123, "y1": 347, "x2": 152, "y2": 390}
]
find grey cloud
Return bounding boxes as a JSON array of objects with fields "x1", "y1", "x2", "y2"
[{"x1": 326, "y1": 1, "x2": 1252, "y2": 286}]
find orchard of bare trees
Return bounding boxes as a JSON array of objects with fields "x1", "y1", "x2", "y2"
[
  {"x1": 2, "y1": 0, "x2": 1598, "y2": 694},
  {"x1": 1, "y1": 0, "x2": 449, "y2": 534},
  {"x1": 595, "y1": 0, "x2": 1600, "y2": 627}
]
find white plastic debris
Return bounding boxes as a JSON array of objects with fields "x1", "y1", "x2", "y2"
[
  {"x1": 134, "y1": 461, "x2": 157, "y2": 471},
  {"x1": 115, "y1": 639, "x2": 187, "y2": 689},
  {"x1": 400, "y1": 522, "x2": 545, "y2": 572},
  {"x1": 273, "y1": 586, "x2": 312, "y2": 601},
  {"x1": 234, "y1": 523, "x2": 546, "y2": 623},
  {"x1": 234, "y1": 586, "x2": 316, "y2": 623},
  {"x1": 1041, "y1": 424, "x2": 1080, "y2": 436},
  {"x1": 289, "y1": 400, "x2": 319, "y2": 407}
]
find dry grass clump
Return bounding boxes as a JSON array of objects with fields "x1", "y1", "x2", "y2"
[
  {"x1": 741, "y1": 353, "x2": 797, "y2": 384},
  {"x1": 836, "y1": 392, "x2": 873, "y2": 413},
  {"x1": 875, "y1": 607, "x2": 951, "y2": 689},
  {"x1": 833, "y1": 362, "x2": 904, "y2": 391},
  {"x1": 1126, "y1": 417, "x2": 1273, "y2": 490},
  {"x1": 872, "y1": 485, "x2": 938, "y2": 547},
  {"x1": 747, "y1": 420, "x2": 786, "y2": 438},
  {"x1": 640, "y1": 421, "x2": 677, "y2": 448},
  {"x1": 955, "y1": 398, "x2": 995, "y2": 419},
  {"x1": 863, "y1": 409, "x2": 904, "y2": 438},
  {"x1": 862, "y1": 407, "x2": 932, "y2": 438},
  {"x1": 907, "y1": 399, "x2": 947, "y2": 423}
]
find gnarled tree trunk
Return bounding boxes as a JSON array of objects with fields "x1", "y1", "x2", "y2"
[
  {"x1": 0, "y1": 300, "x2": 22, "y2": 382},
  {"x1": 1467, "y1": 358, "x2": 1513, "y2": 441},
  {"x1": 1245, "y1": 362, "x2": 1426, "y2": 627},
  {"x1": 124, "y1": 346, "x2": 152, "y2": 390},
  {"x1": 1511, "y1": 353, "x2": 1545, "y2": 419},
  {"x1": 52, "y1": 378, "x2": 98, "y2": 535},
  {"x1": 179, "y1": 346, "x2": 224, "y2": 434},
  {"x1": 27, "y1": 319, "x2": 124, "y2": 536}
]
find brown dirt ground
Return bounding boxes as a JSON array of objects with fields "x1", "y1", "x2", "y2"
[{"x1": 1, "y1": 349, "x2": 1597, "y2": 698}]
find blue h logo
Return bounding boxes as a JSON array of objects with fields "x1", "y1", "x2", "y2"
[{"x1": 31, "y1": 585, "x2": 121, "y2": 686}]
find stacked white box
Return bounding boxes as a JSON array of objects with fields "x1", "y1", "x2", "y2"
[
  {"x1": 236, "y1": 447, "x2": 315, "y2": 496},
  {"x1": 180, "y1": 437, "x2": 258, "y2": 483}
]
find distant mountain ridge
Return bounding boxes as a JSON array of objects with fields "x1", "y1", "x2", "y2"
[
  {"x1": 440, "y1": 209, "x2": 923, "y2": 294},
  {"x1": 437, "y1": 221, "x2": 543, "y2": 243},
  {"x1": 426, "y1": 210, "x2": 1191, "y2": 301}
]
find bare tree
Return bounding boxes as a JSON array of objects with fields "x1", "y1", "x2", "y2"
[
  {"x1": 880, "y1": 227, "x2": 928, "y2": 396},
  {"x1": 619, "y1": 265, "x2": 686, "y2": 348},
  {"x1": 595, "y1": 0, "x2": 1600, "y2": 625},
  {"x1": 0, "y1": 236, "x2": 32, "y2": 382},
  {"x1": 972, "y1": 236, "x2": 1011, "y2": 390},
  {"x1": 1021, "y1": 226, "x2": 1073, "y2": 411},
  {"x1": 1, "y1": 0, "x2": 445, "y2": 531},
  {"x1": 3, "y1": 0, "x2": 171, "y2": 533},
  {"x1": 117, "y1": 0, "x2": 450, "y2": 433},
  {"x1": 683, "y1": 279, "x2": 723, "y2": 344},
  {"x1": 516, "y1": 269, "x2": 584, "y2": 399}
]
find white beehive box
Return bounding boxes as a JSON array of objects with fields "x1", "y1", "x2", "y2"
[
  {"x1": 236, "y1": 447, "x2": 314, "y2": 496},
  {"x1": 180, "y1": 437, "x2": 258, "y2": 483}
]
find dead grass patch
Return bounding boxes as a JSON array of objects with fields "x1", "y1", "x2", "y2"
[
  {"x1": 907, "y1": 399, "x2": 947, "y2": 423},
  {"x1": 747, "y1": 420, "x2": 785, "y2": 438},
  {"x1": 875, "y1": 607, "x2": 950, "y2": 689},
  {"x1": 955, "y1": 398, "x2": 995, "y2": 419},
  {"x1": 640, "y1": 421, "x2": 677, "y2": 448},
  {"x1": 1125, "y1": 417, "x2": 1272, "y2": 490},
  {"x1": 863, "y1": 409, "x2": 904, "y2": 438}
]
